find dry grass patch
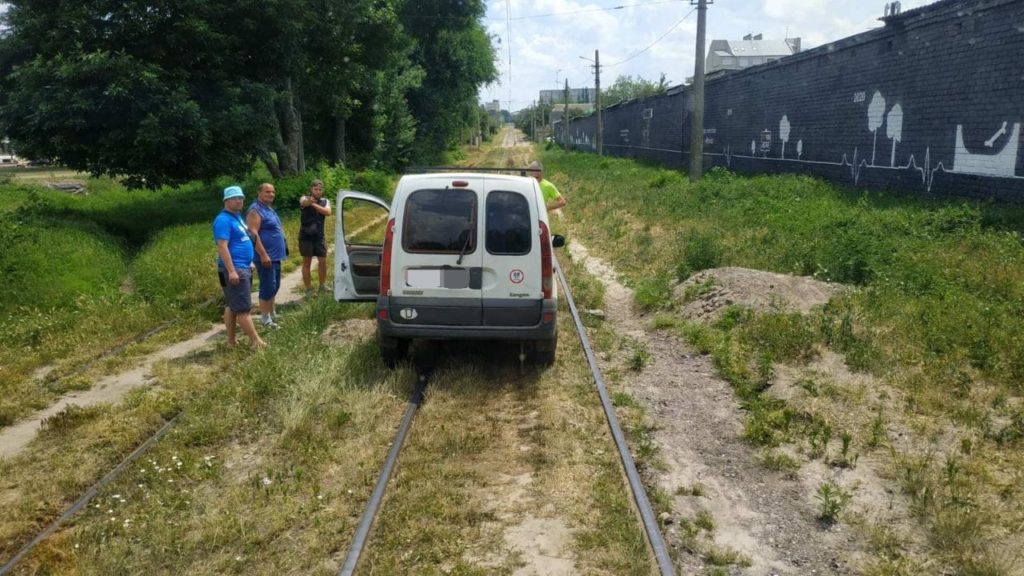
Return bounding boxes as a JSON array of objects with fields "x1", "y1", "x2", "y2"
[{"x1": 0, "y1": 300, "x2": 414, "y2": 575}]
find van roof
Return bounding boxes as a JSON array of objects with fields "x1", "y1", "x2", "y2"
[{"x1": 400, "y1": 172, "x2": 534, "y2": 185}]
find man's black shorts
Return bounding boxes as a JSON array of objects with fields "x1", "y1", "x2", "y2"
[{"x1": 299, "y1": 237, "x2": 327, "y2": 257}]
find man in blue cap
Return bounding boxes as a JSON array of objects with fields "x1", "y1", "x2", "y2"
[{"x1": 213, "y1": 185, "x2": 266, "y2": 349}]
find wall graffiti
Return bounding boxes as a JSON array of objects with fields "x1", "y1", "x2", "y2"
[
  {"x1": 559, "y1": 0, "x2": 1024, "y2": 200},
  {"x1": 953, "y1": 122, "x2": 1020, "y2": 178}
]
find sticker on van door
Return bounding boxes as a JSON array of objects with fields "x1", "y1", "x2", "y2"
[{"x1": 509, "y1": 269, "x2": 525, "y2": 284}]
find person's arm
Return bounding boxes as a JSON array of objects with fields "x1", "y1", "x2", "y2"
[
  {"x1": 246, "y1": 209, "x2": 271, "y2": 267},
  {"x1": 546, "y1": 195, "x2": 567, "y2": 211},
  {"x1": 310, "y1": 198, "x2": 332, "y2": 216},
  {"x1": 217, "y1": 239, "x2": 240, "y2": 285}
]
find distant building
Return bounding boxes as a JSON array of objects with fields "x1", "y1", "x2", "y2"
[
  {"x1": 539, "y1": 88, "x2": 593, "y2": 106},
  {"x1": 705, "y1": 34, "x2": 801, "y2": 75},
  {"x1": 484, "y1": 100, "x2": 502, "y2": 113}
]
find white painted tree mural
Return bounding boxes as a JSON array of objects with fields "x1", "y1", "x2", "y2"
[
  {"x1": 867, "y1": 91, "x2": 886, "y2": 165},
  {"x1": 886, "y1": 104, "x2": 903, "y2": 167},
  {"x1": 779, "y1": 115, "x2": 791, "y2": 159}
]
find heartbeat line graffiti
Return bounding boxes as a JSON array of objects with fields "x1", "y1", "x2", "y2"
[
  {"x1": 716, "y1": 145, "x2": 982, "y2": 192},
  {"x1": 711, "y1": 103, "x2": 1021, "y2": 192}
]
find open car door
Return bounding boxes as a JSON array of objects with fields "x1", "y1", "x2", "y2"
[{"x1": 334, "y1": 191, "x2": 391, "y2": 301}]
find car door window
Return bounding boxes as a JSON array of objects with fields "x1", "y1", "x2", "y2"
[
  {"x1": 402, "y1": 189, "x2": 477, "y2": 253},
  {"x1": 486, "y1": 190, "x2": 531, "y2": 255}
]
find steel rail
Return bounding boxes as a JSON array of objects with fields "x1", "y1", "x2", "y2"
[
  {"x1": 555, "y1": 258, "x2": 676, "y2": 576},
  {"x1": 338, "y1": 375, "x2": 428, "y2": 576},
  {"x1": 0, "y1": 413, "x2": 182, "y2": 575}
]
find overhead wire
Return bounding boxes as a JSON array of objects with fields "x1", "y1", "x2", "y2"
[
  {"x1": 605, "y1": 6, "x2": 698, "y2": 67},
  {"x1": 503, "y1": 0, "x2": 682, "y2": 21},
  {"x1": 491, "y1": 0, "x2": 696, "y2": 111}
]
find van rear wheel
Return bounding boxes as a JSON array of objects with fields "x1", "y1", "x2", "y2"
[
  {"x1": 532, "y1": 336, "x2": 557, "y2": 367},
  {"x1": 380, "y1": 337, "x2": 410, "y2": 368}
]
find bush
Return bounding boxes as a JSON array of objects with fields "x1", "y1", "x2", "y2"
[
  {"x1": 677, "y1": 231, "x2": 723, "y2": 279},
  {"x1": 634, "y1": 274, "x2": 672, "y2": 311},
  {"x1": 0, "y1": 211, "x2": 127, "y2": 309},
  {"x1": 351, "y1": 169, "x2": 396, "y2": 202}
]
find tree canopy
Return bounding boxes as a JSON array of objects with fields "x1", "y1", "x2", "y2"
[
  {"x1": 600, "y1": 73, "x2": 670, "y2": 107},
  {"x1": 0, "y1": 0, "x2": 497, "y2": 187}
]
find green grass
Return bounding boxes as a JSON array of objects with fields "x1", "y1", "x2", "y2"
[
  {"x1": 1, "y1": 165, "x2": 391, "y2": 427},
  {"x1": 0, "y1": 297, "x2": 407, "y2": 575},
  {"x1": 546, "y1": 149, "x2": 1024, "y2": 575},
  {"x1": 551, "y1": 152, "x2": 1024, "y2": 394}
]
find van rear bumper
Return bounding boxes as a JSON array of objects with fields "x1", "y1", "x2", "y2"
[{"x1": 376, "y1": 296, "x2": 557, "y2": 341}]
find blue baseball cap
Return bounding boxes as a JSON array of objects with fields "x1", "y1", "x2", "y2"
[{"x1": 223, "y1": 185, "x2": 244, "y2": 201}]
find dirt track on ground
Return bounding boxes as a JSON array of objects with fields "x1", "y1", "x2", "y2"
[{"x1": 569, "y1": 242, "x2": 866, "y2": 574}]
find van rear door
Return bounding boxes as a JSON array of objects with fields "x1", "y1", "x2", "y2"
[
  {"x1": 334, "y1": 191, "x2": 391, "y2": 302},
  {"x1": 388, "y1": 179, "x2": 484, "y2": 326},
  {"x1": 480, "y1": 178, "x2": 543, "y2": 326}
]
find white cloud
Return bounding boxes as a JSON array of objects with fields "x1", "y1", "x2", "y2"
[
  {"x1": 484, "y1": 0, "x2": 946, "y2": 111},
  {"x1": 763, "y1": 0, "x2": 828, "y2": 21}
]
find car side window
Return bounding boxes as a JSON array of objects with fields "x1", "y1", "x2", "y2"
[
  {"x1": 403, "y1": 189, "x2": 477, "y2": 253},
  {"x1": 486, "y1": 190, "x2": 531, "y2": 255}
]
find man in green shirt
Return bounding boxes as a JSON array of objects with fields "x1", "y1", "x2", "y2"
[{"x1": 526, "y1": 160, "x2": 567, "y2": 211}]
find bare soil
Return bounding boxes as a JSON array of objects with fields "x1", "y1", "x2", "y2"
[{"x1": 569, "y1": 242, "x2": 885, "y2": 575}]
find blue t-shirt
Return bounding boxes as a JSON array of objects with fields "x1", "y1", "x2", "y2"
[
  {"x1": 213, "y1": 210, "x2": 254, "y2": 271},
  {"x1": 247, "y1": 201, "x2": 287, "y2": 261}
]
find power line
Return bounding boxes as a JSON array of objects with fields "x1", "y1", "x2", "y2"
[
  {"x1": 605, "y1": 6, "x2": 697, "y2": 67},
  {"x1": 503, "y1": 0, "x2": 680, "y2": 21}
]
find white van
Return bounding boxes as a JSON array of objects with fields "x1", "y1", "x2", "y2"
[{"x1": 334, "y1": 171, "x2": 565, "y2": 367}]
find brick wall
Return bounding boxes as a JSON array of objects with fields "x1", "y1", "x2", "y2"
[{"x1": 560, "y1": 0, "x2": 1024, "y2": 200}]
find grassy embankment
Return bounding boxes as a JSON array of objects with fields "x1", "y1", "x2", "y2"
[
  {"x1": 544, "y1": 149, "x2": 1024, "y2": 574},
  {"x1": 0, "y1": 167, "x2": 390, "y2": 427}
]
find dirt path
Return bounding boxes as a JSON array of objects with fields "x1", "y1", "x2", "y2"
[
  {"x1": 0, "y1": 267, "x2": 311, "y2": 460},
  {"x1": 568, "y1": 242, "x2": 858, "y2": 575}
]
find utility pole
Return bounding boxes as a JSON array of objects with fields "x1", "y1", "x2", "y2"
[
  {"x1": 596, "y1": 50, "x2": 602, "y2": 155},
  {"x1": 531, "y1": 100, "x2": 536, "y2": 141},
  {"x1": 582, "y1": 50, "x2": 603, "y2": 156},
  {"x1": 689, "y1": 0, "x2": 711, "y2": 182},
  {"x1": 563, "y1": 78, "x2": 570, "y2": 150}
]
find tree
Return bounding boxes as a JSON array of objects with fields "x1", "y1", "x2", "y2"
[
  {"x1": 399, "y1": 0, "x2": 498, "y2": 163},
  {"x1": 0, "y1": 0, "x2": 497, "y2": 186},
  {"x1": 0, "y1": 0, "x2": 281, "y2": 187},
  {"x1": 886, "y1": 104, "x2": 903, "y2": 167},
  {"x1": 867, "y1": 90, "x2": 886, "y2": 166},
  {"x1": 600, "y1": 73, "x2": 670, "y2": 107}
]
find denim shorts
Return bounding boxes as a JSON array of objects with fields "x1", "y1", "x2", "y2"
[
  {"x1": 219, "y1": 268, "x2": 253, "y2": 313},
  {"x1": 256, "y1": 260, "x2": 282, "y2": 301}
]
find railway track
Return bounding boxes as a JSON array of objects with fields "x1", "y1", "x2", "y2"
[{"x1": 2, "y1": 259, "x2": 675, "y2": 576}]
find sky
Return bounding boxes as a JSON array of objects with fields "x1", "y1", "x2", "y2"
[{"x1": 481, "y1": 0, "x2": 937, "y2": 112}]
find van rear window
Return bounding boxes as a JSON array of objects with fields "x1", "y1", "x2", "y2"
[
  {"x1": 486, "y1": 190, "x2": 531, "y2": 255},
  {"x1": 402, "y1": 189, "x2": 477, "y2": 253}
]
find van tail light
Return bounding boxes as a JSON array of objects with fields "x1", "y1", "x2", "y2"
[
  {"x1": 380, "y1": 218, "x2": 396, "y2": 295},
  {"x1": 539, "y1": 220, "x2": 553, "y2": 299}
]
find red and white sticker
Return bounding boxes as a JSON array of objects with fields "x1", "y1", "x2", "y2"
[{"x1": 509, "y1": 269, "x2": 525, "y2": 284}]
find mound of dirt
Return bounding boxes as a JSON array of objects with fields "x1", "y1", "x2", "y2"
[{"x1": 674, "y1": 267, "x2": 847, "y2": 323}]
